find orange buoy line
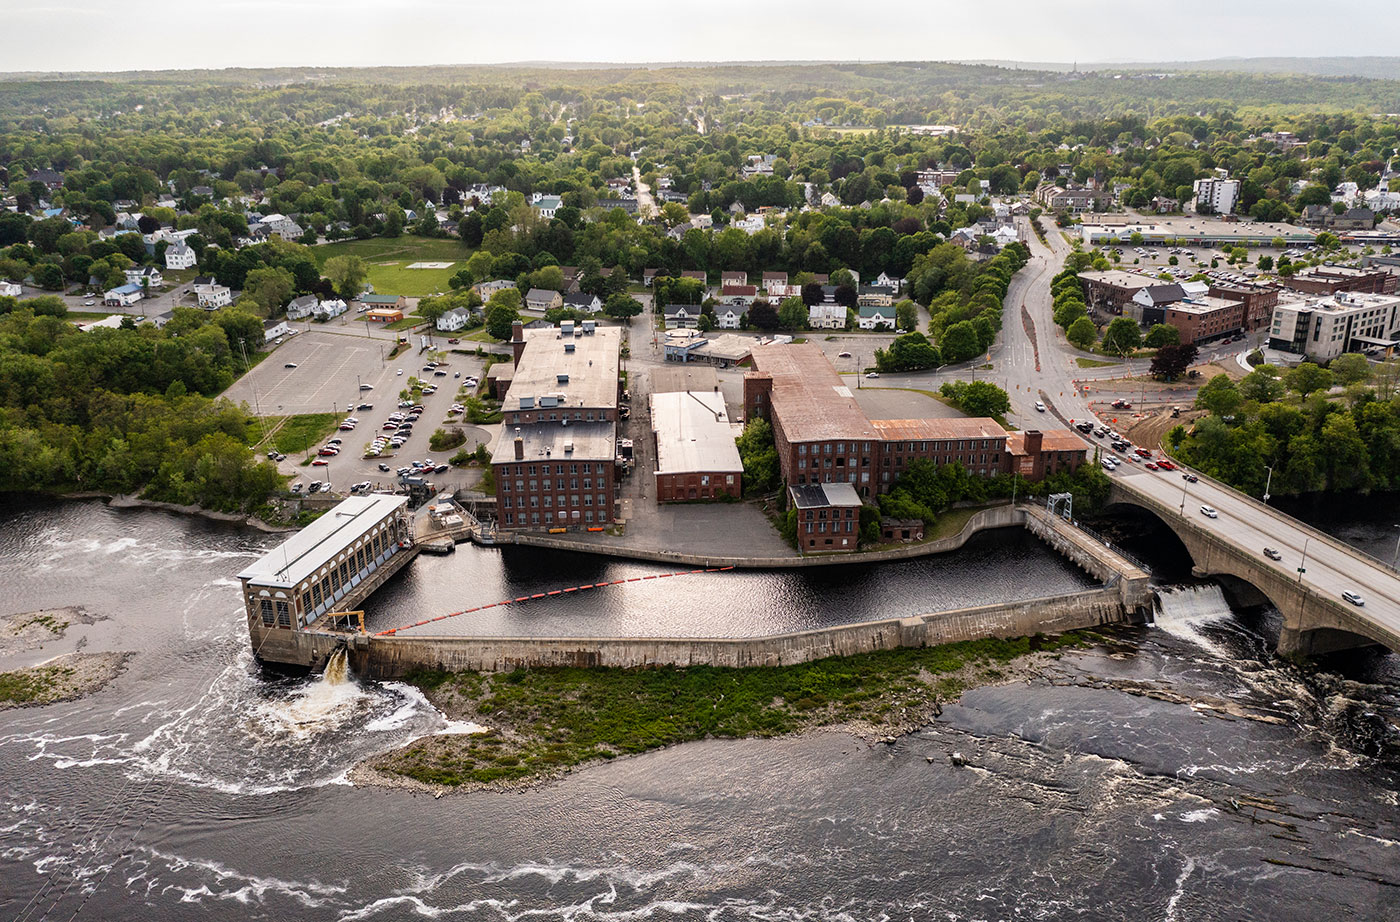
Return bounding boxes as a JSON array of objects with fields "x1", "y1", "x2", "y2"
[{"x1": 373, "y1": 566, "x2": 736, "y2": 635}]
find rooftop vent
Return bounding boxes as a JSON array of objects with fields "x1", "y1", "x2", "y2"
[
  {"x1": 561, "y1": 319, "x2": 575, "y2": 337},
  {"x1": 563, "y1": 440, "x2": 574, "y2": 454},
  {"x1": 557, "y1": 373, "x2": 569, "y2": 385},
  {"x1": 564, "y1": 342, "x2": 576, "y2": 353},
  {"x1": 518, "y1": 395, "x2": 534, "y2": 409}
]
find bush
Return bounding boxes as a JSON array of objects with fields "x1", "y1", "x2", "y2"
[{"x1": 429, "y1": 427, "x2": 467, "y2": 452}]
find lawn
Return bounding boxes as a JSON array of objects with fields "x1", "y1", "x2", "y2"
[
  {"x1": 1076, "y1": 357, "x2": 1122, "y2": 369},
  {"x1": 263, "y1": 413, "x2": 341, "y2": 454},
  {"x1": 311, "y1": 236, "x2": 472, "y2": 297}
]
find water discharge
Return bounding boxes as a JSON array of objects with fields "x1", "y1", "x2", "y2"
[{"x1": 1152, "y1": 583, "x2": 1236, "y2": 656}]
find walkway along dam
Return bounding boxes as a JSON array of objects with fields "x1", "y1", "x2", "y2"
[{"x1": 240, "y1": 500, "x2": 1154, "y2": 676}]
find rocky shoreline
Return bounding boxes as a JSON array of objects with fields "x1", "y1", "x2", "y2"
[{"x1": 43, "y1": 490, "x2": 297, "y2": 533}]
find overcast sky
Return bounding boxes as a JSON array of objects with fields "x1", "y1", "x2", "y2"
[{"x1": 4, "y1": 0, "x2": 1391, "y2": 73}]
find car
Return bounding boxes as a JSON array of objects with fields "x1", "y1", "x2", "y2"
[
  {"x1": 357, "y1": 403, "x2": 374, "y2": 411},
  {"x1": 435, "y1": 464, "x2": 449, "y2": 473},
  {"x1": 1182, "y1": 473, "x2": 1199, "y2": 483},
  {"x1": 1075, "y1": 421, "x2": 1094, "y2": 433},
  {"x1": 396, "y1": 369, "x2": 404, "y2": 376},
  {"x1": 1144, "y1": 462, "x2": 1158, "y2": 471},
  {"x1": 396, "y1": 467, "x2": 411, "y2": 476},
  {"x1": 1134, "y1": 448, "x2": 1151, "y2": 458},
  {"x1": 339, "y1": 423, "x2": 356, "y2": 431},
  {"x1": 866, "y1": 372, "x2": 880, "y2": 379},
  {"x1": 1101, "y1": 459, "x2": 1116, "y2": 471},
  {"x1": 447, "y1": 338, "x2": 460, "y2": 344},
  {"x1": 1263, "y1": 548, "x2": 1282, "y2": 561},
  {"x1": 287, "y1": 329, "x2": 297, "y2": 336},
  {"x1": 359, "y1": 384, "x2": 373, "y2": 391},
  {"x1": 284, "y1": 362, "x2": 298, "y2": 369},
  {"x1": 837, "y1": 351, "x2": 852, "y2": 358},
  {"x1": 378, "y1": 463, "x2": 390, "y2": 472},
  {"x1": 1200, "y1": 505, "x2": 1218, "y2": 518},
  {"x1": 1342, "y1": 590, "x2": 1365, "y2": 607},
  {"x1": 433, "y1": 370, "x2": 448, "y2": 377},
  {"x1": 423, "y1": 363, "x2": 437, "y2": 371},
  {"x1": 312, "y1": 458, "x2": 329, "y2": 466},
  {"x1": 327, "y1": 438, "x2": 342, "y2": 445},
  {"x1": 1156, "y1": 460, "x2": 1176, "y2": 471},
  {"x1": 1034, "y1": 401, "x2": 1046, "y2": 412},
  {"x1": 290, "y1": 483, "x2": 303, "y2": 494},
  {"x1": 83, "y1": 299, "x2": 95, "y2": 307},
  {"x1": 308, "y1": 481, "x2": 322, "y2": 493}
]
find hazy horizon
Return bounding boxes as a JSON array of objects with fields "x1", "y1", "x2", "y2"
[{"x1": 4, "y1": 0, "x2": 1394, "y2": 74}]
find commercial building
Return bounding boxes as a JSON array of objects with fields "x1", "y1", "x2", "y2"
[
  {"x1": 1078, "y1": 270, "x2": 1160, "y2": 313},
  {"x1": 1268, "y1": 292, "x2": 1400, "y2": 362},
  {"x1": 1081, "y1": 218, "x2": 1315, "y2": 249},
  {"x1": 1207, "y1": 282, "x2": 1278, "y2": 331},
  {"x1": 1277, "y1": 265, "x2": 1398, "y2": 297},
  {"x1": 1193, "y1": 177, "x2": 1241, "y2": 214},
  {"x1": 1128, "y1": 283, "x2": 1187, "y2": 325},
  {"x1": 650, "y1": 390, "x2": 743, "y2": 502},
  {"x1": 789, "y1": 482, "x2": 863, "y2": 553},
  {"x1": 744, "y1": 343, "x2": 1085, "y2": 500},
  {"x1": 491, "y1": 319, "x2": 621, "y2": 529},
  {"x1": 365, "y1": 308, "x2": 404, "y2": 323},
  {"x1": 238, "y1": 494, "x2": 414, "y2": 633},
  {"x1": 1162, "y1": 295, "x2": 1246, "y2": 345}
]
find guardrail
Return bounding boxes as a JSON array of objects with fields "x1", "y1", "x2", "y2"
[{"x1": 1061, "y1": 517, "x2": 1153, "y2": 575}]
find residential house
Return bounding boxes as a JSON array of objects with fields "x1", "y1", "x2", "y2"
[
  {"x1": 761, "y1": 271, "x2": 788, "y2": 292},
  {"x1": 873, "y1": 272, "x2": 900, "y2": 290},
  {"x1": 643, "y1": 268, "x2": 660, "y2": 287},
  {"x1": 104, "y1": 283, "x2": 143, "y2": 307},
  {"x1": 474, "y1": 279, "x2": 516, "y2": 300},
  {"x1": 714, "y1": 304, "x2": 747, "y2": 329},
  {"x1": 531, "y1": 194, "x2": 562, "y2": 218},
  {"x1": 124, "y1": 266, "x2": 163, "y2": 288},
  {"x1": 562, "y1": 292, "x2": 603, "y2": 313},
  {"x1": 152, "y1": 310, "x2": 174, "y2": 329},
  {"x1": 313, "y1": 299, "x2": 348, "y2": 320},
  {"x1": 263, "y1": 319, "x2": 291, "y2": 343},
  {"x1": 856, "y1": 286, "x2": 895, "y2": 308},
  {"x1": 662, "y1": 304, "x2": 701, "y2": 329},
  {"x1": 807, "y1": 287, "x2": 847, "y2": 329},
  {"x1": 525, "y1": 288, "x2": 563, "y2": 311},
  {"x1": 719, "y1": 284, "x2": 757, "y2": 305},
  {"x1": 27, "y1": 168, "x2": 63, "y2": 190},
  {"x1": 1149, "y1": 196, "x2": 1180, "y2": 214},
  {"x1": 164, "y1": 243, "x2": 197, "y2": 270},
  {"x1": 681, "y1": 270, "x2": 707, "y2": 283},
  {"x1": 285, "y1": 294, "x2": 320, "y2": 320},
  {"x1": 1302, "y1": 204, "x2": 1332, "y2": 227},
  {"x1": 856, "y1": 304, "x2": 896, "y2": 330},
  {"x1": 1332, "y1": 207, "x2": 1376, "y2": 231},
  {"x1": 721, "y1": 271, "x2": 749, "y2": 287},
  {"x1": 0, "y1": 281, "x2": 21, "y2": 298},
  {"x1": 198, "y1": 284, "x2": 232, "y2": 309},
  {"x1": 437, "y1": 307, "x2": 475, "y2": 332}
]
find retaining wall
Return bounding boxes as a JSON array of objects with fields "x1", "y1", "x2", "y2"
[{"x1": 345, "y1": 586, "x2": 1131, "y2": 677}]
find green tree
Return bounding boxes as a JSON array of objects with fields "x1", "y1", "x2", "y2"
[
  {"x1": 1102, "y1": 317, "x2": 1142, "y2": 356},
  {"x1": 735, "y1": 418, "x2": 779, "y2": 496},
  {"x1": 939, "y1": 321, "x2": 981, "y2": 364},
  {"x1": 956, "y1": 380, "x2": 1010, "y2": 418},
  {"x1": 1066, "y1": 316, "x2": 1097, "y2": 350},
  {"x1": 484, "y1": 290, "x2": 522, "y2": 341},
  {"x1": 777, "y1": 297, "x2": 808, "y2": 331},
  {"x1": 1238, "y1": 366, "x2": 1284, "y2": 403},
  {"x1": 322, "y1": 254, "x2": 368, "y2": 300},
  {"x1": 1329, "y1": 353, "x2": 1371, "y2": 387},
  {"x1": 1284, "y1": 362, "x2": 1334, "y2": 397},
  {"x1": 1143, "y1": 323, "x2": 1180, "y2": 348},
  {"x1": 895, "y1": 299, "x2": 919, "y2": 332},
  {"x1": 241, "y1": 266, "x2": 295, "y2": 315},
  {"x1": 1195, "y1": 373, "x2": 1243, "y2": 417},
  {"x1": 602, "y1": 293, "x2": 643, "y2": 320}
]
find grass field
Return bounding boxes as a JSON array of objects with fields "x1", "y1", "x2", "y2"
[
  {"x1": 255, "y1": 413, "x2": 341, "y2": 454},
  {"x1": 1076, "y1": 357, "x2": 1122, "y2": 369},
  {"x1": 311, "y1": 236, "x2": 472, "y2": 297}
]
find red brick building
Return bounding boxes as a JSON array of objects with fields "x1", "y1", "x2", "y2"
[
  {"x1": 789, "y1": 482, "x2": 863, "y2": 553},
  {"x1": 1279, "y1": 266, "x2": 1398, "y2": 296},
  {"x1": 1208, "y1": 283, "x2": 1279, "y2": 331},
  {"x1": 651, "y1": 391, "x2": 743, "y2": 502}
]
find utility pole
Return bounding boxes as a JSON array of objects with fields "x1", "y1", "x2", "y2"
[
  {"x1": 1297, "y1": 537, "x2": 1309, "y2": 584},
  {"x1": 1262, "y1": 464, "x2": 1274, "y2": 504},
  {"x1": 1392, "y1": 524, "x2": 1400, "y2": 570}
]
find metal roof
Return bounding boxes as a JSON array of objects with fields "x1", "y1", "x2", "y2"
[
  {"x1": 237, "y1": 494, "x2": 407, "y2": 589},
  {"x1": 650, "y1": 391, "x2": 744, "y2": 476}
]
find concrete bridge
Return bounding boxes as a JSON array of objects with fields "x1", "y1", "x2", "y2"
[{"x1": 1106, "y1": 470, "x2": 1400, "y2": 657}]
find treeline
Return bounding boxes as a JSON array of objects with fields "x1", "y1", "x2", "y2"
[
  {"x1": 0, "y1": 307, "x2": 280, "y2": 510},
  {"x1": 1170, "y1": 360, "x2": 1400, "y2": 495},
  {"x1": 877, "y1": 460, "x2": 1112, "y2": 525}
]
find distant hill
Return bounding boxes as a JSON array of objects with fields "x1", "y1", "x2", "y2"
[{"x1": 963, "y1": 57, "x2": 1400, "y2": 80}]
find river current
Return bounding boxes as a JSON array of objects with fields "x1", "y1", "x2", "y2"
[{"x1": 0, "y1": 494, "x2": 1397, "y2": 920}]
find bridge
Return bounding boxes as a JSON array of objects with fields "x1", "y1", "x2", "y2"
[{"x1": 1105, "y1": 466, "x2": 1400, "y2": 657}]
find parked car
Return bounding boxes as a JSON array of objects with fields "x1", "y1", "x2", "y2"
[
  {"x1": 866, "y1": 372, "x2": 880, "y2": 379},
  {"x1": 434, "y1": 370, "x2": 448, "y2": 377},
  {"x1": 396, "y1": 369, "x2": 403, "y2": 376},
  {"x1": 284, "y1": 362, "x2": 298, "y2": 369},
  {"x1": 447, "y1": 338, "x2": 460, "y2": 344},
  {"x1": 290, "y1": 483, "x2": 303, "y2": 494},
  {"x1": 312, "y1": 458, "x2": 329, "y2": 466},
  {"x1": 308, "y1": 481, "x2": 322, "y2": 493},
  {"x1": 1199, "y1": 505, "x2": 1218, "y2": 518},
  {"x1": 1342, "y1": 590, "x2": 1365, "y2": 606},
  {"x1": 357, "y1": 403, "x2": 374, "y2": 411},
  {"x1": 1263, "y1": 548, "x2": 1282, "y2": 561},
  {"x1": 435, "y1": 464, "x2": 449, "y2": 473},
  {"x1": 837, "y1": 351, "x2": 852, "y2": 358},
  {"x1": 378, "y1": 463, "x2": 390, "y2": 472},
  {"x1": 1034, "y1": 401, "x2": 1046, "y2": 412},
  {"x1": 359, "y1": 384, "x2": 373, "y2": 391}
]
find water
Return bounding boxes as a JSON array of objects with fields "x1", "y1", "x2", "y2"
[{"x1": 0, "y1": 494, "x2": 1397, "y2": 920}]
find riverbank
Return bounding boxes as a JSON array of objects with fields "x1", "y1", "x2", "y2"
[
  {"x1": 0, "y1": 652, "x2": 130, "y2": 709},
  {"x1": 28, "y1": 490, "x2": 297, "y2": 534},
  {"x1": 358, "y1": 632, "x2": 1098, "y2": 794}
]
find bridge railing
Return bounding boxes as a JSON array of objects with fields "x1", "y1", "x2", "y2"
[
  {"x1": 1064, "y1": 517, "x2": 1154, "y2": 575},
  {"x1": 1124, "y1": 461, "x2": 1399, "y2": 578}
]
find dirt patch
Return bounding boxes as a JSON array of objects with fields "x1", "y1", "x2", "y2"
[
  {"x1": 0, "y1": 651, "x2": 130, "y2": 709},
  {"x1": 0, "y1": 607, "x2": 98, "y2": 657},
  {"x1": 1121, "y1": 408, "x2": 1207, "y2": 451}
]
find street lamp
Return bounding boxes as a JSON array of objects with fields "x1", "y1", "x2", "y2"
[
  {"x1": 1392, "y1": 524, "x2": 1400, "y2": 570},
  {"x1": 1297, "y1": 537, "x2": 1310, "y2": 584},
  {"x1": 1262, "y1": 464, "x2": 1274, "y2": 505}
]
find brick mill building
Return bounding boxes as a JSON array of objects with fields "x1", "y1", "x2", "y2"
[{"x1": 490, "y1": 319, "x2": 621, "y2": 530}]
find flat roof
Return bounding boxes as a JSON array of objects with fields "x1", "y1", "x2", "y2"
[
  {"x1": 1078, "y1": 270, "x2": 1160, "y2": 289},
  {"x1": 651, "y1": 391, "x2": 744, "y2": 476},
  {"x1": 492, "y1": 420, "x2": 615, "y2": 465},
  {"x1": 749, "y1": 343, "x2": 881, "y2": 443},
  {"x1": 509, "y1": 326, "x2": 620, "y2": 411},
  {"x1": 1007, "y1": 430, "x2": 1087, "y2": 454},
  {"x1": 237, "y1": 494, "x2": 407, "y2": 589},
  {"x1": 1165, "y1": 296, "x2": 1243, "y2": 315},
  {"x1": 871, "y1": 417, "x2": 1009, "y2": 442},
  {"x1": 649, "y1": 365, "x2": 719, "y2": 394},
  {"x1": 1083, "y1": 217, "x2": 1316, "y2": 242},
  {"x1": 789, "y1": 482, "x2": 862, "y2": 509},
  {"x1": 696, "y1": 333, "x2": 754, "y2": 361}
]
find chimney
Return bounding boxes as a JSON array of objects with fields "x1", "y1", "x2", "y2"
[
  {"x1": 511, "y1": 320, "x2": 525, "y2": 367},
  {"x1": 513, "y1": 435, "x2": 524, "y2": 460},
  {"x1": 1024, "y1": 430, "x2": 1044, "y2": 455}
]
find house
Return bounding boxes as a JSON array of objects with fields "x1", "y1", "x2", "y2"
[
  {"x1": 680, "y1": 270, "x2": 707, "y2": 283},
  {"x1": 104, "y1": 283, "x2": 144, "y2": 307},
  {"x1": 762, "y1": 271, "x2": 789, "y2": 292},
  {"x1": 525, "y1": 288, "x2": 563, "y2": 311},
  {"x1": 263, "y1": 319, "x2": 291, "y2": 343},
  {"x1": 1149, "y1": 196, "x2": 1179, "y2": 214},
  {"x1": 531, "y1": 194, "x2": 562, "y2": 219},
  {"x1": 1302, "y1": 204, "x2": 1332, "y2": 227},
  {"x1": 474, "y1": 279, "x2": 516, "y2": 300},
  {"x1": 1332, "y1": 207, "x2": 1376, "y2": 231},
  {"x1": 856, "y1": 286, "x2": 895, "y2": 308},
  {"x1": 0, "y1": 281, "x2": 21, "y2": 298},
  {"x1": 164, "y1": 243, "x2": 196, "y2": 270},
  {"x1": 721, "y1": 271, "x2": 749, "y2": 287},
  {"x1": 286, "y1": 295, "x2": 320, "y2": 320},
  {"x1": 314, "y1": 299, "x2": 348, "y2": 320},
  {"x1": 124, "y1": 266, "x2": 163, "y2": 288},
  {"x1": 807, "y1": 287, "x2": 847, "y2": 330},
  {"x1": 873, "y1": 272, "x2": 900, "y2": 290},
  {"x1": 643, "y1": 268, "x2": 660, "y2": 287},
  {"x1": 714, "y1": 304, "x2": 747, "y2": 329},
  {"x1": 27, "y1": 168, "x2": 64, "y2": 190},
  {"x1": 719, "y1": 284, "x2": 757, "y2": 305},
  {"x1": 358, "y1": 294, "x2": 406, "y2": 313},
  {"x1": 562, "y1": 292, "x2": 603, "y2": 313},
  {"x1": 1128, "y1": 283, "x2": 1187, "y2": 325},
  {"x1": 437, "y1": 307, "x2": 475, "y2": 332},
  {"x1": 197, "y1": 285, "x2": 232, "y2": 309},
  {"x1": 152, "y1": 310, "x2": 174, "y2": 329},
  {"x1": 662, "y1": 304, "x2": 701, "y2": 329},
  {"x1": 789, "y1": 482, "x2": 863, "y2": 554},
  {"x1": 857, "y1": 304, "x2": 895, "y2": 330}
]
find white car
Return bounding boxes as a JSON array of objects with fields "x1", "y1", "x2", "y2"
[
  {"x1": 1342, "y1": 590, "x2": 1365, "y2": 607},
  {"x1": 1034, "y1": 401, "x2": 1046, "y2": 412},
  {"x1": 1199, "y1": 505, "x2": 1218, "y2": 519},
  {"x1": 865, "y1": 372, "x2": 880, "y2": 379}
]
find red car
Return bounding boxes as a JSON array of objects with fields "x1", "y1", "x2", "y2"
[
  {"x1": 1156, "y1": 459, "x2": 1176, "y2": 471},
  {"x1": 447, "y1": 338, "x2": 460, "y2": 344},
  {"x1": 311, "y1": 458, "x2": 329, "y2": 466}
]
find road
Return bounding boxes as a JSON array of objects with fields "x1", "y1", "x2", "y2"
[{"x1": 632, "y1": 165, "x2": 657, "y2": 220}]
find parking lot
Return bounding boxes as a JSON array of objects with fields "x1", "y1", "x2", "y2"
[{"x1": 224, "y1": 330, "x2": 398, "y2": 417}]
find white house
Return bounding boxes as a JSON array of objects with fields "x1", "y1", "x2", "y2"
[
  {"x1": 124, "y1": 266, "x2": 163, "y2": 288},
  {"x1": 263, "y1": 319, "x2": 291, "y2": 342},
  {"x1": 857, "y1": 304, "x2": 895, "y2": 330},
  {"x1": 0, "y1": 281, "x2": 21, "y2": 298},
  {"x1": 808, "y1": 302, "x2": 846, "y2": 329},
  {"x1": 531, "y1": 194, "x2": 562, "y2": 219},
  {"x1": 715, "y1": 305, "x2": 747, "y2": 329},
  {"x1": 562, "y1": 292, "x2": 603, "y2": 313},
  {"x1": 662, "y1": 304, "x2": 700, "y2": 329},
  {"x1": 437, "y1": 307, "x2": 475, "y2": 332},
  {"x1": 874, "y1": 272, "x2": 900, "y2": 290},
  {"x1": 313, "y1": 298, "x2": 348, "y2": 320},
  {"x1": 198, "y1": 285, "x2": 232, "y2": 309},
  {"x1": 104, "y1": 283, "x2": 144, "y2": 307},
  {"x1": 164, "y1": 243, "x2": 196, "y2": 270},
  {"x1": 286, "y1": 294, "x2": 319, "y2": 320},
  {"x1": 474, "y1": 279, "x2": 516, "y2": 300}
]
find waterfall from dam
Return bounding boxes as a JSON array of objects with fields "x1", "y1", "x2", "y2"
[{"x1": 1152, "y1": 583, "x2": 1235, "y2": 656}]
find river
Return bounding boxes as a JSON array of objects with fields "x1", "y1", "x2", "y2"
[{"x1": 1, "y1": 494, "x2": 1397, "y2": 920}]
